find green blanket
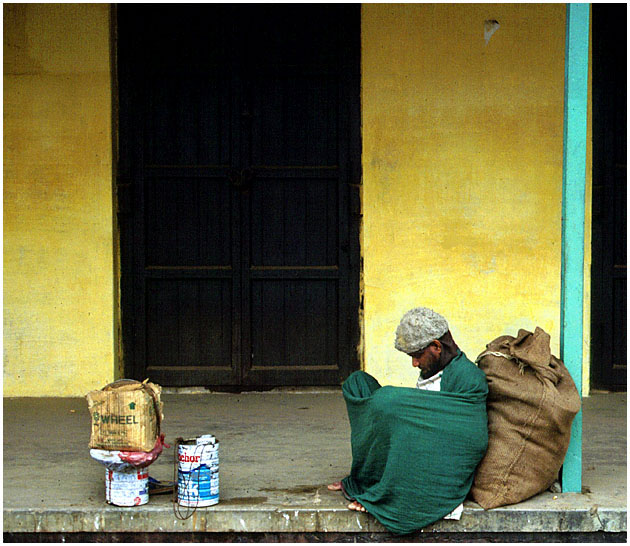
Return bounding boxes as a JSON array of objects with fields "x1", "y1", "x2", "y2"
[{"x1": 341, "y1": 352, "x2": 488, "y2": 535}]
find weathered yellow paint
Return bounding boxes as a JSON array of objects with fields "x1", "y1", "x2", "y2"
[
  {"x1": 360, "y1": 4, "x2": 589, "y2": 389},
  {"x1": 3, "y1": 4, "x2": 592, "y2": 396},
  {"x1": 3, "y1": 4, "x2": 114, "y2": 396}
]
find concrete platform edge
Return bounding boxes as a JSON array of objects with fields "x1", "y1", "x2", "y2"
[{"x1": 4, "y1": 503, "x2": 626, "y2": 534}]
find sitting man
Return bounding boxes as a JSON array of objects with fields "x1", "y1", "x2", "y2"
[{"x1": 328, "y1": 307, "x2": 488, "y2": 534}]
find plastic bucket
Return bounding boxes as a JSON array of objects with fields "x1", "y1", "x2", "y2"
[
  {"x1": 105, "y1": 468, "x2": 149, "y2": 506},
  {"x1": 177, "y1": 435, "x2": 219, "y2": 507}
]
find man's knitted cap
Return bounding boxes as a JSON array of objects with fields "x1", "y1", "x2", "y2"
[{"x1": 394, "y1": 307, "x2": 449, "y2": 355}]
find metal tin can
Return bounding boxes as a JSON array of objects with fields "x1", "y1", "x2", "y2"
[
  {"x1": 105, "y1": 468, "x2": 149, "y2": 506},
  {"x1": 177, "y1": 436, "x2": 219, "y2": 507}
]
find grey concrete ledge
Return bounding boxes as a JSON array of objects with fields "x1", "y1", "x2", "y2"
[
  {"x1": 4, "y1": 393, "x2": 625, "y2": 538},
  {"x1": 4, "y1": 496, "x2": 626, "y2": 535}
]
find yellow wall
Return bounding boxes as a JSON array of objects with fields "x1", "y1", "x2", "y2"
[
  {"x1": 3, "y1": 4, "x2": 591, "y2": 396},
  {"x1": 3, "y1": 4, "x2": 115, "y2": 396},
  {"x1": 360, "y1": 4, "x2": 586, "y2": 388}
]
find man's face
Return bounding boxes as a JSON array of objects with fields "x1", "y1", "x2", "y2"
[{"x1": 410, "y1": 341, "x2": 442, "y2": 378}]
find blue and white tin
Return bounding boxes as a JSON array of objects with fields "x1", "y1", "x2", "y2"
[
  {"x1": 105, "y1": 468, "x2": 149, "y2": 506},
  {"x1": 177, "y1": 435, "x2": 219, "y2": 507}
]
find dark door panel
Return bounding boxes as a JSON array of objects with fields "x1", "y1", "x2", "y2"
[
  {"x1": 144, "y1": 176, "x2": 233, "y2": 267},
  {"x1": 143, "y1": 78, "x2": 232, "y2": 167},
  {"x1": 591, "y1": 4, "x2": 627, "y2": 389},
  {"x1": 250, "y1": 75, "x2": 340, "y2": 167},
  {"x1": 145, "y1": 279, "x2": 233, "y2": 366},
  {"x1": 249, "y1": 177, "x2": 339, "y2": 267}
]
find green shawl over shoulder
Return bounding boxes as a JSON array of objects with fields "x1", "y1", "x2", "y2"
[{"x1": 341, "y1": 352, "x2": 488, "y2": 535}]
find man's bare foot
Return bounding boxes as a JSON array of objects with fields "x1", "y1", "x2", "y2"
[
  {"x1": 327, "y1": 481, "x2": 343, "y2": 491},
  {"x1": 348, "y1": 500, "x2": 367, "y2": 512}
]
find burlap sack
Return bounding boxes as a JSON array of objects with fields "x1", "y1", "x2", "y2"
[{"x1": 470, "y1": 327, "x2": 581, "y2": 509}]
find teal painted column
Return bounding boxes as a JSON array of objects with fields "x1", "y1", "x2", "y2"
[{"x1": 560, "y1": 3, "x2": 590, "y2": 494}]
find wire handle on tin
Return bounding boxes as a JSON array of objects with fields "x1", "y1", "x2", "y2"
[
  {"x1": 172, "y1": 437, "x2": 195, "y2": 520},
  {"x1": 172, "y1": 437, "x2": 196, "y2": 520},
  {"x1": 173, "y1": 438, "x2": 213, "y2": 520}
]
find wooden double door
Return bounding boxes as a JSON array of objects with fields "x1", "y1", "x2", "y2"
[{"x1": 117, "y1": 6, "x2": 361, "y2": 388}]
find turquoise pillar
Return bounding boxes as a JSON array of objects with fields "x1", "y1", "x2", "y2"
[{"x1": 560, "y1": 3, "x2": 590, "y2": 493}]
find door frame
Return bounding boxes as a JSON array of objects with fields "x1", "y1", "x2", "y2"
[
  {"x1": 113, "y1": 5, "x2": 363, "y2": 388},
  {"x1": 590, "y1": 3, "x2": 627, "y2": 391}
]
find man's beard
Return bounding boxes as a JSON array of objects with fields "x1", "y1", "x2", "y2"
[
  {"x1": 420, "y1": 359, "x2": 442, "y2": 379},
  {"x1": 421, "y1": 330, "x2": 460, "y2": 379}
]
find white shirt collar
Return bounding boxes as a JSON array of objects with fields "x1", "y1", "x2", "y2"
[{"x1": 416, "y1": 369, "x2": 444, "y2": 391}]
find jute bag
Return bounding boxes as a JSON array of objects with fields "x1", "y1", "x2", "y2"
[{"x1": 470, "y1": 327, "x2": 581, "y2": 509}]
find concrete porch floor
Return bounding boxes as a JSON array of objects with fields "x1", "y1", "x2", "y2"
[{"x1": 3, "y1": 390, "x2": 627, "y2": 541}]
